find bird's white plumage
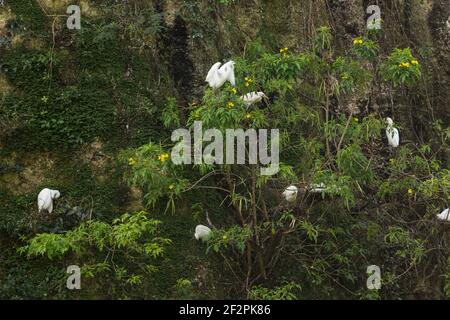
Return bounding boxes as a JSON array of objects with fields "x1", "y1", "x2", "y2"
[
  {"x1": 386, "y1": 117, "x2": 400, "y2": 148},
  {"x1": 37, "y1": 188, "x2": 61, "y2": 213},
  {"x1": 205, "y1": 61, "x2": 236, "y2": 90},
  {"x1": 206, "y1": 62, "x2": 222, "y2": 84},
  {"x1": 240, "y1": 92, "x2": 268, "y2": 106},
  {"x1": 437, "y1": 208, "x2": 450, "y2": 222},
  {"x1": 282, "y1": 185, "x2": 298, "y2": 203},
  {"x1": 195, "y1": 225, "x2": 212, "y2": 241}
]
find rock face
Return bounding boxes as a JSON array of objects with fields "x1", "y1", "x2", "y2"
[
  {"x1": 0, "y1": 4, "x2": 447, "y2": 192},
  {"x1": 151, "y1": 0, "x2": 449, "y2": 118},
  {"x1": 0, "y1": 0, "x2": 448, "y2": 228},
  {"x1": 0, "y1": 0, "x2": 449, "y2": 299}
]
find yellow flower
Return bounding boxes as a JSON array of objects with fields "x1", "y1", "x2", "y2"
[
  {"x1": 400, "y1": 62, "x2": 411, "y2": 68},
  {"x1": 230, "y1": 88, "x2": 237, "y2": 94},
  {"x1": 128, "y1": 158, "x2": 137, "y2": 166},
  {"x1": 245, "y1": 113, "x2": 252, "y2": 119},
  {"x1": 354, "y1": 118, "x2": 359, "y2": 122},
  {"x1": 411, "y1": 60, "x2": 419, "y2": 65},
  {"x1": 158, "y1": 153, "x2": 170, "y2": 162},
  {"x1": 389, "y1": 158, "x2": 396, "y2": 164},
  {"x1": 227, "y1": 102, "x2": 235, "y2": 108},
  {"x1": 280, "y1": 47, "x2": 288, "y2": 54},
  {"x1": 244, "y1": 77, "x2": 253, "y2": 87},
  {"x1": 408, "y1": 188, "x2": 414, "y2": 195},
  {"x1": 353, "y1": 38, "x2": 363, "y2": 46},
  {"x1": 169, "y1": 184, "x2": 175, "y2": 190},
  {"x1": 222, "y1": 235, "x2": 228, "y2": 240}
]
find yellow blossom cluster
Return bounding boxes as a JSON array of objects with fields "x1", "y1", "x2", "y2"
[
  {"x1": 279, "y1": 47, "x2": 289, "y2": 54},
  {"x1": 399, "y1": 60, "x2": 419, "y2": 68},
  {"x1": 353, "y1": 38, "x2": 364, "y2": 46},
  {"x1": 158, "y1": 153, "x2": 170, "y2": 162}
]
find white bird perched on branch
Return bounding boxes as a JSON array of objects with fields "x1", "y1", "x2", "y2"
[
  {"x1": 240, "y1": 91, "x2": 268, "y2": 106},
  {"x1": 205, "y1": 61, "x2": 236, "y2": 90},
  {"x1": 37, "y1": 188, "x2": 61, "y2": 214},
  {"x1": 195, "y1": 225, "x2": 212, "y2": 241},
  {"x1": 386, "y1": 117, "x2": 400, "y2": 148},
  {"x1": 282, "y1": 185, "x2": 298, "y2": 203},
  {"x1": 437, "y1": 208, "x2": 450, "y2": 222}
]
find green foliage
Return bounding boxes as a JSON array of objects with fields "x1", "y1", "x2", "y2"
[
  {"x1": 207, "y1": 226, "x2": 253, "y2": 254},
  {"x1": 0, "y1": 191, "x2": 31, "y2": 234},
  {"x1": 351, "y1": 37, "x2": 379, "y2": 60},
  {"x1": 21, "y1": 211, "x2": 170, "y2": 259},
  {"x1": 332, "y1": 57, "x2": 370, "y2": 94},
  {"x1": 337, "y1": 144, "x2": 374, "y2": 185},
  {"x1": 384, "y1": 226, "x2": 425, "y2": 264},
  {"x1": 250, "y1": 282, "x2": 301, "y2": 300},
  {"x1": 382, "y1": 48, "x2": 421, "y2": 86},
  {"x1": 121, "y1": 28, "x2": 449, "y2": 300},
  {"x1": 20, "y1": 212, "x2": 171, "y2": 294},
  {"x1": 121, "y1": 143, "x2": 189, "y2": 211},
  {"x1": 8, "y1": 0, "x2": 47, "y2": 31},
  {"x1": 1, "y1": 0, "x2": 447, "y2": 301},
  {"x1": 162, "y1": 97, "x2": 181, "y2": 129},
  {"x1": 314, "y1": 26, "x2": 332, "y2": 53}
]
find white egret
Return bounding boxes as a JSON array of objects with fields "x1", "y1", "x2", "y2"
[
  {"x1": 195, "y1": 225, "x2": 212, "y2": 241},
  {"x1": 282, "y1": 185, "x2": 298, "y2": 203},
  {"x1": 37, "y1": 188, "x2": 61, "y2": 214},
  {"x1": 240, "y1": 91, "x2": 268, "y2": 106},
  {"x1": 386, "y1": 117, "x2": 400, "y2": 148},
  {"x1": 205, "y1": 61, "x2": 236, "y2": 90},
  {"x1": 437, "y1": 208, "x2": 450, "y2": 222}
]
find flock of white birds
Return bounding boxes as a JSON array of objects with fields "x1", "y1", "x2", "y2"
[{"x1": 34, "y1": 60, "x2": 449, "y2": 243}]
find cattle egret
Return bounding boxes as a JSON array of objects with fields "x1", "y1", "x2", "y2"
[
  {"x1": 195, "y1": 225, "x2": 212, "y2": 241},
  {"x1": 386, "y1": 117, "x2": 400, "y2": 148},
  {"x1": 240, "y1": 92, "x2": 268, "y2": 106},
  {"x1": 282, "y1": 185, "x2": 298, "y2": 203},
  {"x1": 37, "y1": 188, "x2": 61, "y2": 214},
  {"x1": 437, "y1": 208, "x2": 450, "y2": 222},
  {"x1": 205, "y1": 61, "x2": 236, "y2": 90}
]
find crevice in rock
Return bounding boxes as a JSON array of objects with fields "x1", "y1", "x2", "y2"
[{"x1": 155, "y1": 1, "x2": 195, "y2": 108}]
